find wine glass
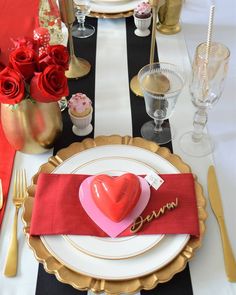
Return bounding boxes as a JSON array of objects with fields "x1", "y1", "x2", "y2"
[
  {"x1": 179, "y1": 42, "x2": 230, "y2": 157},
  {"x1": 138, "y1": 62, "x2": 185, "y2": 144},
  {"x1": 72, "y1": 0, "x2": 95, "y2": 39}
]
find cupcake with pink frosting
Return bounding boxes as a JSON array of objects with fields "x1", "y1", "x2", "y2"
[
  {"x1": 134, "y1": 1, "x2": 152, "y2": 37},
  {"x1": 134, "y1": 1, "x2": 151, "y2": 19},
  {"x1": 68, "y1": 93, "x2": 92, "y2": 117},
  {"x1": 68, "y1": 93, "x2": 93, "y2": 136}
]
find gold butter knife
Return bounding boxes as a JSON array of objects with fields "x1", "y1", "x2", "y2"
[
  {"x1": 208, "y1": 165, "x2": 236, "y2": 282},
  {"x1": 0, "y1": 179, "x2": 3, "y2": 210}
]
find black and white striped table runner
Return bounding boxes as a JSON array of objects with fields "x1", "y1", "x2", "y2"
[{"x1": 35, "y1": 16, "x2": 193, "y2": 295}]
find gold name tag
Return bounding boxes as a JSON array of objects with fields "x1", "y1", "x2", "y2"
[{"x1": 130, "y1": 197, "x2": 179, "y2": 233}]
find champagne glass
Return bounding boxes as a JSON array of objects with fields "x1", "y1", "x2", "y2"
[
  {"x1": 72, "y1": 0, "x2": 95, "y2": 39},
  {"x1": 179, "y1": 42, "x2": 230, "y2": 157},
  {"x1": 138, "y1": 62, "x2": 185, "y2": 144}
]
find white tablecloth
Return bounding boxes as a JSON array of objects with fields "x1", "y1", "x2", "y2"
[{"x1": 0, "y1": 1, "x2": 235, "y2": 294}]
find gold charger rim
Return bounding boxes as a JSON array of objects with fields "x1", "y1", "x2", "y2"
[
  {"x1": 89, "y1": 10, "x2": 133, "y2": 18},
  {"x1": 92, "y1": 0, "x2": 131, "y2": 3},
  {"x1": 22, "y1": 135, "x2": 207, "y2": 294}
]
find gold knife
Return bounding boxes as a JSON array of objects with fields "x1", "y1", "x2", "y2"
[
  {"x1": 208, "y1": 165, "x2": 236, "y2": 282},
  {"x1": 0, "y1": 179, "x2": 3, "y2": 210}
]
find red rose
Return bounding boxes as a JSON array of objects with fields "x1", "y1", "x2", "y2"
[
  {"x1": 30, "y1": 65, "x2": 69, "y2": 103},
  {"x1": 39, "y1": 45, "x2": 69, "y2": 71},
  {"x1": 0, "y1": 67, "x2": 25, "y2": 104},
  {"x1": 9, "y1": 46, "x2": 39, "y2": 81}
]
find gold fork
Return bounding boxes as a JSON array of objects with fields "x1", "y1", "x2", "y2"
[{"x1": 4, "y1": 169, "x2": 27, "y2": 277}]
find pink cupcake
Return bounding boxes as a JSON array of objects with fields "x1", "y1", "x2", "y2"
[
  {"x1": 68, "y1": 93, "x2": 93, "y2": 136},
  {"x1": 134, "y1": 2, "x2": 152, "y2": 37},
  {"x1": 68, "y1": 93, "x2": 92, "y2": 117},
  {"x1": 134, "y1": 1, "x2": 152, "y2": 19}
]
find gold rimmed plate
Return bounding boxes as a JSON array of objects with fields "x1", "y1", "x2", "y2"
[
  {"x1": 89, "y1": 10, "x2": 133, "y2": 18},
  {"x1": 63, "y1": 234, "x2": 164, "y2": 260},
  {"x1": 90, "y1": 0, "x2": 138, "y2": 14},
  {"x1": 38, "y1": 149, "x2": 191, "y2": 279},
  {"x1": 22, "y1": 136, "x2": 207, "y2": 293},
  {"x1": 93, "y1": 0, "x2": 130, "y2": 3}
]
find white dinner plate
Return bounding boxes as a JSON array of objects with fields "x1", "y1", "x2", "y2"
[
  {"x1": 41, "y1": 145, "x2": 190, "y2": 280},
  {"x1": 90, "y1": 0, "x2": 139, "y2": 13},
  {"x1": 64, "y1": 234, "x2": 164, "y2": 260},
  {"x1": 63, "y1": 157, "x2": 164, "y2": 260}
]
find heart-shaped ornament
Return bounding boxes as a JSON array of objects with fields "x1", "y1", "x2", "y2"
[
  {"x1": 91, "y1": 173, "x2": 141, "y2": 222},
  {"x1": 79, "y1": 175, "x2": 150, "y2": 238}
]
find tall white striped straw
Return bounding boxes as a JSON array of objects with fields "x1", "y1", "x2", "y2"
[
  {"x1": 202, "y1": 4, "x2": 215, "y2": 100},
  {"x1": 205, "y1": 4, "x2": 215, "y2": 65}
]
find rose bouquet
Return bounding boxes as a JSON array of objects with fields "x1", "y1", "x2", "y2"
[{"x1": 0, "y1": 40, "x2": 69, "y2": 106}]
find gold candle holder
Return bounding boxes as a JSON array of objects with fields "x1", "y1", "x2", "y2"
[
  {"x1": 59, "y1": 0, "x2": 91, "y2": 79},
  {"x1": 130, "y1": 74, "x2": 143, "y2": 97},
  {"x1": 156, "y1": 0, "x2": 183, "y2": 35},
  {"x1": 130, "y1": 0, "x2": 170, "y2": 96}
]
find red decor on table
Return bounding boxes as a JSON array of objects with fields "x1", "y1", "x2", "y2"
[
  {"x1": 0, "y1": 35, "x2": 69, "y2": 154},
  {"x1": 0, "y1": 42, "x2": 69, "y2": 105},
  {"x1": 0, "y1": 0, "x2": 68, "y2": 226},
  {"x1": 0, "y1": 0, "x2": 39, "y2": 227},
  {"x1": 0, "y1": 117, "x2": 15, "y2": 229},
  {"x1": 30, "y1": 173, "x2": 200, "y2": 237},
  {"x1": 0, "y1": 0, "x2": 40, "y2": 65},
  {"x1": 91, "y1": 173, "x2": 142, "y2": 222}
]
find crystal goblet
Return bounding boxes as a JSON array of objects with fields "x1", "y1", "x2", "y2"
[
  {"x1": 72, "y1": 0, "x2": 95, "y2": 39},
  {"x1": 138, "y1": 62, "x2": 185, "y2": 144},
  {"x1": 179, "y1": 42, "x2": 230, "y2": 157}
]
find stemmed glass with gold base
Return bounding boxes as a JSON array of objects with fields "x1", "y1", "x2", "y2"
[
  {"x1": 138, "y1": 62, "x2": 185, "y2": 144},
  {"x1": 72, "y1": 0, "x2": 95, "y2": 39},
  {"x1": 179, "y1": 42, "x2": 230, "y2": 157}
]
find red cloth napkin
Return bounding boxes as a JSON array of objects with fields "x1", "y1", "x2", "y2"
[
  {"x1": 0, "y1": 114, "x2": 15, "y2": 229},
  {"x1": 0, "y1": 0, "x2": 39, "y2": 65},
  {"x1": 30, "y1": 173, "x2": 200, "y2": 237}
]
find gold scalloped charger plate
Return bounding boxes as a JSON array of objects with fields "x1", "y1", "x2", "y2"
[
  {"x1": 89, "y1": 10, "x2": 133, "y2": 18},
  {"x1": 23, "y1": 136, "x2": 207, "y2": 293},
  {"x1": 93, "y1": 0, "x2": 130, "y2": 3}
]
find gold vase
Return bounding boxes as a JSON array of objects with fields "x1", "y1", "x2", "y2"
[
  {"x1": 0, "y1": 100, "x2": 63, "y2": 154},
  {"x1": 156, "y1": 0, "x2": 183, "y2": 35}
]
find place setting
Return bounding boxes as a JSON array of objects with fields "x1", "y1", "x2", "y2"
[
  {"x1": 0, "y1": 0, "x2": 236, "y2": 295},
  {"x1": 22, "y1": 135, "x2": 207, "y2": 292}
]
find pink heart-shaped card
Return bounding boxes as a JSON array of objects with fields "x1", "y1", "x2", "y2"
[{"x1": 79, "y1": 175, "x2": 150, "y2": 238}]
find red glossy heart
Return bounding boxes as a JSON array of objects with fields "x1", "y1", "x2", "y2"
[{"x1": 91, "y1": 173, "x2": 141, "y2": 222}]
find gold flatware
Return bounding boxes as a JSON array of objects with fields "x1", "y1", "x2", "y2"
[
  {"x1": 208, "y1": 165, "x2": 236, "y2": 282},
  {"x1": 0, "y1": 178, "x2": 3, "y2": 210},
  {"x1": 4, "y1": 169, "x2": 27, "y2": 277}
]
